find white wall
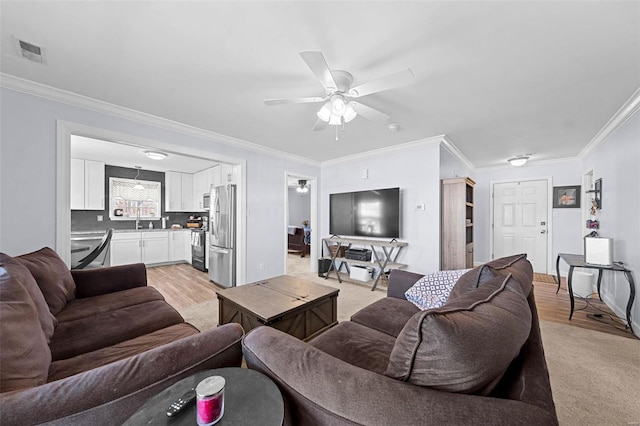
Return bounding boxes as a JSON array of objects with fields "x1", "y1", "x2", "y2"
[
  {"x1": 287, "y1": 187, "x2": 310, "y2": 227},
  {"x1": 320, "y1": 141, "x2": 442, "y2": 275},
  {"x1": 0, "y1": 88, "x2": 320, "y2": 283},
  {"x1": 581, "y1": 111, "x2": 640, "y2": 334},
  {"x1": 473, "y1": 159, "x2": 583, "y2": 273}
]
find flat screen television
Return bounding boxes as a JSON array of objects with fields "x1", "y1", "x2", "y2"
[{"x1": 329, "y1": 187, "x2": 400, "y2": 238}]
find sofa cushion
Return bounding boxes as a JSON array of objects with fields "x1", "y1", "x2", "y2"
[
  {"x1": 448, "y1": 264, "x2": 496, "y2": 301},
  {"x1": 484, "y1": 253, "x2": 533, "y2": 297},
  {"x1": 309, "y1": 322, "x2": 396, "y2": 375},
  {"x1": 0, "y1": 253, "x2": 57, "y2": 342},
  {"x1": 405, "y1": 268, "x2": 471, "y2": 310},
  {"x1": 0, "y1": 262, "x2": 52, "y2": 392},
  {"x1": 17, "y1": 247, "x2": 75, "y2": 315},
  {"x1": 47, "y1": 323, "x2": 199, "y2": 382},
  {"x1": 49, "y1": 300, "x2": 185, "y2": 361},
  {"x1": 56, "y1": 286, "x2": 166, "y2": 323},
  {"x1": 384, "y1": 274, "x2": 532, "y2": 395},
  {"x1": 350, "y1": 297, "x2": 420, "y2": 337}
]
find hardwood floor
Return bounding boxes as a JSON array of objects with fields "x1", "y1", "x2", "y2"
[
  {"x1": 146, "y1": 263, "x2": 637, "y2": 340},
  {"x1": 146, "y1": 263, "x2": 221, "y2": 309},
  {"x1": 533, "y1": 276, "x2": 636, "y2": 339}
]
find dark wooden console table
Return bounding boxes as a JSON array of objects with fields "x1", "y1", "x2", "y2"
[{"x1": 555, "y1": 253, "x2": 635, "y2": 334}]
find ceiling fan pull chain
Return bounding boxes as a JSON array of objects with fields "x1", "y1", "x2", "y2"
[{"x1": 335, "y1": 125, "x2": 339, "y2": 141}]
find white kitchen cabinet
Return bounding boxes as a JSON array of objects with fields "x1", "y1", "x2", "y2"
[
  {"x1": 193, "y1": 166, "x2": 218, "y2": 211},
  {"x1": 169, "y1": 230, "x2": 190, "y2": 262},
  {"x1": 165, "y1": 171, "x2": 194, "y2": 212},
  {"x1": 110, "y1": 232, "x2": 142, "y2": 266},
  {"x1": 70, "y1": 158, "x2": 105, "y2": 210},
  {"x1": 110, "y1": 231, "x2": 169, "y2": 266},
  {"x1": 210, "y1": 164, "x2": 236, "y2": 188},
  {"x1": 142, "y1": 231, "x2": 169, "y2": 264},
  {"x1": 193, "y1": 170, "x2": 206, "y2": 210},
  {"x1": 220, "y1": 164, "x2": 235, "y2": 185}
]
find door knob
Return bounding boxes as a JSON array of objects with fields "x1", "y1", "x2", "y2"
[{"x1": 540, "y1": 230, "x2": 547, "y2": 234}]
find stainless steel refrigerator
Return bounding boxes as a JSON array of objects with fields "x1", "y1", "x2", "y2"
[{"x1": 208, "y1": 184, "x2": 236, "y2": 287}]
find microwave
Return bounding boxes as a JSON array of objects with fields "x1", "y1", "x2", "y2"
[{"x1": 203, "y1": 193, "x2": 210, "y2": 210}]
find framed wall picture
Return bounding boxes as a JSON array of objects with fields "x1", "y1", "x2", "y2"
[{"x1": 553, "y1": 185, "x2": 581, "y2": 208}]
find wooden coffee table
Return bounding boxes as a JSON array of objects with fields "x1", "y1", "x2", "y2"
[{"x1": 217, "y1": 275, "x2": 339, "y2": 341}]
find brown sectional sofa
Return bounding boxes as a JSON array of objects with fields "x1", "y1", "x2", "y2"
[
  {"x1": 243, "y1": 254, "x2": 558, "y2": 425},
  {"x1": 0, "y1": 247, "x2": 244, "y2": 425}
]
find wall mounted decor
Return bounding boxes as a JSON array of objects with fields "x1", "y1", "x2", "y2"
[
  {"x1": 552, "y1": 185, "x2": 581, "y2": 208},
  {"x1": 586, "y1": 178, "x2": 602, "y2": 209}
]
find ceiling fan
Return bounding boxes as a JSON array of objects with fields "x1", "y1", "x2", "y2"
[{"x1": 264, "y1": 51, "x2": 414, "y2": 132}]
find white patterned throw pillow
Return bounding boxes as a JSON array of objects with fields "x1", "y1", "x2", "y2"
[{"x1": 405, "y1": 269, "x2": 472, "y2": 310}]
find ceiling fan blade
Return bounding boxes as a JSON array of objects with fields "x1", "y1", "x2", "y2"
[
  {"x1": 264, "y1": 97, "x2": 325, "y2": 105},
  {"x1": 352, "y1": 102, "x2": 390, "y2": 122},
  {"x1": 348, "y1": 69, "x2": 415, "y2": 98},
  {"x1": 312, "y1": 119, "x2": 327, "y2": 131},
  {"x1": 300, "y1": 51, "x2": 338, "y2": 92}
]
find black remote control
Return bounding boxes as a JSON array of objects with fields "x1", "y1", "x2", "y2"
[{"x1": 166, "y1": 387, "x2": 196, "y2": 417}]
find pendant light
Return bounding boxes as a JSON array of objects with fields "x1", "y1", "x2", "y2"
[{"x1": 133, "y1": 166, "x2": 145, "y2": 190}]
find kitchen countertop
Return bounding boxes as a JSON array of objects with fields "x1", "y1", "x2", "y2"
[{"x1": 71, "y1": 228, "x2": 196, "y2": 235}]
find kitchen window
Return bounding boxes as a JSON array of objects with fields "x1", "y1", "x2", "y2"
[{"x1": 109, "y1": 177, "x2": 161, "y2": 220}]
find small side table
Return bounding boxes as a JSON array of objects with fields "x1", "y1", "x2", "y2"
[
  {"x1": 555, "y1": 253, "x2": 636, "y2": 334},
  {"x1": 123, "y1": 368, "x2": 284, "y2": 425}
]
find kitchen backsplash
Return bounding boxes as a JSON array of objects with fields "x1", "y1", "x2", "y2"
[
  {"x1": 71, "y1": 165, "x2": 206, "y2": 232},
  {"x1": 71, "y1": 211, "x2": 203, "y2": 232}
]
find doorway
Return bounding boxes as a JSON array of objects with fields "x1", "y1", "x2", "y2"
[
  {"x1": 284, "y1": 173, "x2": 318, "y2": 275},
  {"x1": 56, "y1": 121, "x2": 247, "y2": 285},
  {"x1": 491, "y1": 178, "x2": 551, "y2": 273}
]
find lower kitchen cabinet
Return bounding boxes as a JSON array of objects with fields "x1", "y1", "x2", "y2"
[
  {"x1": 110, "y1": 231, "x2": 170, "y2": 266},
  {"x1": 169, "y1": 230, "x2": 191, "y2": 262},
  {"x1": 142, "y1": 232, "x2": 169, "y2": 264}
]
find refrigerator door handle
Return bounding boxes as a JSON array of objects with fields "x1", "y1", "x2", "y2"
[{"x1": 209, "y1": 245, "x2": 230, "y2": 254}]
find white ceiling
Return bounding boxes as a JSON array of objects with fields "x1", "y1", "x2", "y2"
[
  {"x1": 2, "y1": 2, "x2": 639, "y2": 168},
  {"x1": 70, "y1": 135, "x2": 218, "y2": 174}
]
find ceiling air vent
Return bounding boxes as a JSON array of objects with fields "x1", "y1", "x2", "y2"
[{"x1": 14, "y1": 36, "x2": 47, "y2": 64}]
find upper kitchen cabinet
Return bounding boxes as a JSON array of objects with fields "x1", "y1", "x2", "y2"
[
  {"x1": 165, "y1": 171, "x2": 194, "y2": 212},
  {"x1": 211, "y1": 164, "x2": 237, "y2": 188},
  {"x1": 71, "y1": 158, "x2": 105, "y2": 210},
  {"x1": 193, "y1": 165, "x2": 218, "y2": 211}
]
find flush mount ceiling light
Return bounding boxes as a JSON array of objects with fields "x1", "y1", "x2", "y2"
[
  {"x1": 144, "y1": 151, "x2": 168, "y2": 160},
  {"x1": 296, "y1": 179, "x2": 309, "y2": 193},
  {"x1": 507, "y1": 154, "x2": 531, "y2": 167}
]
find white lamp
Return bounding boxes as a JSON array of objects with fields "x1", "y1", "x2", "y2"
[
  {"x1": 508, "y1": 155, "x2": 530, "y2": 167},
  {"x1": 316, "y1": 95, "x2": 357, "y2": 126},
  {"x1": 144, "y1": 151, "x2": 168, "y2": 160}
]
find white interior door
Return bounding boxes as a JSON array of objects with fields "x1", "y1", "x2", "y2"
[{"x1": 493, "y1": 180, "x2": 548, "y2": 273}]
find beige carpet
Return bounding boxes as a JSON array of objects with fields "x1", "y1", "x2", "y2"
[{"x1": 178, "y1": 255, "x2": 640, "y2": 426}]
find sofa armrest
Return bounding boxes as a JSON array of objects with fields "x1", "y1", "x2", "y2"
[
  {"x1": 71, "y1": 263, "x2": 148, "y2": 298},
  {"x1": 243, "y1": 327, "x2": 558, "y2": 426},
  {"x1": 0, "y1": 323, "x2": 244, "y2": 426},
  {"x1": 386, "y1": 269, "x2": 424, "y2": 299}
]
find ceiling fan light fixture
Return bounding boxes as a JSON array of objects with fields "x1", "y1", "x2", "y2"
[
  {"x1": 508, "y1": 155, "x2": 530, "y2": 167},
  {"x1": 297, "y1": 179, "x2": 309, "y2": 193},
  {"x1": 343, "y1": 103, "x2": 357, "y2": 123},
  {"x1": 328, "y1": 114, "x2": 342, "y2": 126},
  {"x1": 317, "y1": 102, "x2": 332, "y2": 122},
  {"x1": 331, "y1": 96, "x2": 346, "y2": 115}
]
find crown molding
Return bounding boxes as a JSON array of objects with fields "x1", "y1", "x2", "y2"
[
  {"x1": 0, "y1": 73, "x2": 320, "y2": 167},
  {"x1": 578, "y1": 86, "x2": 640, "y2": 159},
  {"x1": 322, "y1": 135, "x2": 446, "y2": 166},
  {"x1": 439, "y1": 135, "x2": 476, "y2": 171}
]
